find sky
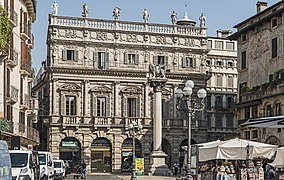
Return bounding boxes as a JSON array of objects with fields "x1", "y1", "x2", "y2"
[{"x1": 31, "y1": 0, "x2": 280, "y2": 70}]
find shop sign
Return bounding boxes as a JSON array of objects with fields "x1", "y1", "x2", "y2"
[
  {"x1": 62, "y1": 141, "x2": 78, "y2": 147},
  {"x1": 135, "y1": 158, "x2": 144, "y2": 176}
]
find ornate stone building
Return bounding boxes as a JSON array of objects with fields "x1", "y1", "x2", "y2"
[
  {"x1": 230, "y1": 1, "x2": 284, "y2": 145},
  {"x1": 206, "y1": 30, "x2": 238, "y2": 141},
  {"x1": 0, "y1": 0, "x2": 39, "y2": 147}
]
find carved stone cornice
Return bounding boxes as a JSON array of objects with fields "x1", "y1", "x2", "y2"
[
  {"x1": 121, "y1": 86, "x2": 142, "y2": 94},
  {"x1": 90, "y1": 86, "x2": 112, "y2": 93}
]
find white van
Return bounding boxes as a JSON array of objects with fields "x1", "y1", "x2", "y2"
[
  {"x1": 0, "y1": 140, "x2": 12, "y2": 180},
  {"x1": 53, "y1": 159, "x2": 66, "y2": 179},
  {"x1": 38, "y1": 151, "x2": 54, "y2": 180},
  {"x1": 9, "y1": 150, "x2": 39, "y2": 180}
]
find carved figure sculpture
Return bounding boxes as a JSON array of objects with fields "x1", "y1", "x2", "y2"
[
  {"x1": 199, "y1": 12, "x2": 206, "y2": 28},
  {"x1": 149, "y1": 64, "x2": 166, "y2": 78},
  {"x1": 82, "y1": 3, "x2": 89, "y2": 17},
  {"x1": 51, "y1": 0, "x2": 59, "y2": 15},
  {"x1": 171, "y1": 11, "x2": 177, "y2": 25},
  {"x1": 142, "y1": 9, "x2": 149, "y2": 23},
  {"x1": 112, "y1": 6, "x2": 121, "y2": 20}
]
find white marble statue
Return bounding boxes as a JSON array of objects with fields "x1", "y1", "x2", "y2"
[
  {"x1": 51, "y1": 0, "x2": 58, "y2": 15},
  {"x1": 171, "y1": 11, "x2": 177, "y2": 25},
  {"x1": 142, "y1": 9, "x2": 149, "y2": 23},
  {"x1": 112, "y1": 6, "x2": 121, "y2": 20},
  {"x1": 82, "y1": 3, "x2": 89, "y2": 17}
]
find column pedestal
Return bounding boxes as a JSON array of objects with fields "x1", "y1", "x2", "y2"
[{"x1": 149, "y1": 150, "x2": 171, "y2": 176}]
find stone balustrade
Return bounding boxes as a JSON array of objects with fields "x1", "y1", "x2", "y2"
[
  {"x1": 50, "y1": 15, "x2": 205, "y2": 36},
  {"x1": 9, "y1": 85, "x2": 19, "y2": 103},
  {"x1": 11, "y1": 122, "x2": 40, "y2": 143}
]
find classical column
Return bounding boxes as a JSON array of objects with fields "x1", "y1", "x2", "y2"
[{"x1": 148, "y1": 66, "x2": 170, "y2": 176}]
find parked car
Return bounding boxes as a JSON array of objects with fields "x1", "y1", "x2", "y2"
[
  {"x1": 0, "y1": 140, "x2": 12, "y2": 180},
  {"x1": 53, "y1": 160, "x2": 66, "y2": 179},
  {"x1": 9, "y1": 150, "x2": 40, "y2": 180},
  {"x1": 38, "y1": 151, "x2": 54, "y2": 180}
]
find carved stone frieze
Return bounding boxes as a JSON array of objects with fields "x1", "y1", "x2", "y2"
[
  {"x1": 59, "y1": 83, "x2": 82, "y2": 91},
  {"x1": 179, "y1": 38, "x2": 195, "y2": 47},
  {"x1": 58, "y1": 29, "x2": 83, "y2": 39},
  {"x1": 89, "y1": 31, "x2": 114, "y2": 41}
]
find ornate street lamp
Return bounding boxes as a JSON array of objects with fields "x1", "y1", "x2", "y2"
[
  {"x1": 128, "y1": 122, "x2": 143, "y2": 180},
  {"x1": 175, "y1": 80, "x2": 206, "y2": 180}
]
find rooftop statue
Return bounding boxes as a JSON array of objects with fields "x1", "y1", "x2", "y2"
[
  {"x1": 82, "y1": 3, "x2": 89, "y2": 17},
  {"x1": 112, "y1": 6, "x2": 121, "y2": 20},
  {"x1": 142, "y1": 9, "x2": 149, "y2": 23},
  {"x1": 171, "y1": 11, "x2": 177, "y2": 25},
  {"x1": 51, "y1": 0, "x2": 58, "y2": 15},
  {"x1": 199, "y1": 12, "x2": 206, "y2": 28}
]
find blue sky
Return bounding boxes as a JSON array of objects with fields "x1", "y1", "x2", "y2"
[{"x1": 31, "y1": 0, "x2": 279, "y2": 70}]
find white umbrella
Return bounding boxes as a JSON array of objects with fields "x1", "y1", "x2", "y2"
[{"x1": 269, "y1": 147, "x2": 284, "y2": 168}]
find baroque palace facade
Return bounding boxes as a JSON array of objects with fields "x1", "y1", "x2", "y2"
[
  {"x1": 0, "y1": 0, "x2": 39, "y2": 147},
  {"x1": 230, "y1": 1, "x2": 284, "y2": 145},
  {"x1": 33, "y1": 4, "x2": 237, "y2": 173}
]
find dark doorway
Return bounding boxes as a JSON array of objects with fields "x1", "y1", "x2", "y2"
[{"x1": 121, "y1": 138, "x2": 142, "y2": 172}]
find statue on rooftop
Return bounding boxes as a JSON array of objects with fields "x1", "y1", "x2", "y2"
[
  {"x1": 171, "y1": 11, "x2": 177, "y2": 25},
  {"x1": 113, "y1": 6, "x2": 121, "y2": 20},
  {"x1": 142, "y1": 9, "x2": 149, "y2": 23},
  {"x1": 82, "y1": 3, "x2": 89, "y2": 17},
  {"x1": 199, "y1": 12, "x2": 206, "y2": 28},
  {"x1": 51, "y1": 0, "x2": 58, "y2": 15}
]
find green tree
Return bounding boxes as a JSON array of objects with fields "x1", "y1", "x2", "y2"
[
  {"x1": 0, "y1": 5, "x2": 9, "y2": 49},
  {"x1": 0, "y1": 118, "x2": 11, "y2": 132}
]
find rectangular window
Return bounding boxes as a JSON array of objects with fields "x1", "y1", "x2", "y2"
[
  {"x1": 207, "y1": 115, "x2": 211, "y2": 127},
  {"x1": 244, "y1": 131, "x2": 250, "y2": 139},
  {"x1": 271, "y1": 18, "x2": 277, "y2": 28},
  {"x1": 252, "y1": 130, "x2": 258, "y2": 139},
  {"x1": 215, "y1": 96, "x2": 223, "y2": 108},
  {"x1": 275, "y1": 103, "x2": 281, "y2": 116},
  {"x1": 65, "y1": 96, "x2": 76, "y2": 115},
  {"x1": 227, "y1": 61, "x2": 233, "y2": 68},
  {"x1": 228, "y1": 76, "x2": 233, "y2": 88},
  {"x1": 272, "y1": 37, "x2": 278, "y2": 58},
  {"x1": 124, "y1": 53, "x2": 139, "y2": 65},
  {"x1": 241, "y1": 51, "x2": 247, "y2": 69},
  {"x1": 182, "y1": 57, "x2": 194, "y2": 68},
  {"x1": 62, "y1": 50, "x2": 78, "y2": 61},
  {"x1": 67, "y1": 50, "x2": 75, "y2": 60},
  {"x1": 215, "y1": 115, "x2": 223, "y2": 128},
  {"x1": 226, "y1": 114, "x2": 234, "y2": 128},
  {"x1": 226, "y1": 42, "x2": 234, "y2": 50},
  {"x1": 242, "y1": 34, "x2": 247, "y2": 42},
  {"x1": 207, "y1": 95, "x2": 211, "y2": 108},
  {"x1": 162, "y1": 99, "x2": 170, "y2": 119},
  {"x1": 215, "y1": 41, "x2": 223, "y2": 49},
  {"x1": 97, "y1": 97, "x2": 106, "y2": 117},
  {"x1": 216, "y1": 61, "x2": 222, "y2": 67},
  {"x1": 266, "y1": 105, "x2": 272, "y2": 117},
  {"x1": 98, "y1": 52, "x2": 106, "y2": 69},
  {"x1": 252, "y1": 106, "x2": 258, "y2": 118},
  {"x1": 127, "y1": 98, "x2": 137, "y2": 117},
  {"x1": 216, "y1": 75, "x2": 222, "y2": 87},
  {"x1": 245, "y1": 107, "x2": 250, "y2": 119},
  {"x1": 207, "y1": 40, "x2": 212, "y2": 49},
  {"x1": 227, "y1": 97, "x2": 234, "y2": 108},
  {"x1": 157, "y1": 56, "x2": 165, "y2": 65}
]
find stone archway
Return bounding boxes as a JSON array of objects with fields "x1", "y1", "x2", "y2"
[
  {"x1": 59, "y1": 137, "x2": 81, "y2": 170},
  {"x1": 91, "y1": 137, "x2": 112, "y2": 173},
  {"x1": 162, "y1": 138, "x2": 171, "y2": 168},
  {"x1": 121, "y1": 138, "x2": 142, "y2": 172},
  {"x1": 265, "y1": 135, "x2": 281, "y2": 145}
]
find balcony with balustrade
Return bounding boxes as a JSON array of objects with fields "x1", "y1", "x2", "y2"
[
  {"x1": 20, "y1": 22, "x2": 30, "y2": 40},
  {"x1": 6, "y1": 48, "x2": 19, "y2": 68},
  {"x1": 11, "y1": 121, "x2": 40, "y2": 144},
  {"x1": 49, "y1": 15, "x2": 206, "y2": 37},
  {"x1": 9, "y1": 8, "x2": 18, "y2": 27},
  {"x1": 6, "y1": 85, "x2": 19, "y2": 104},
  {"x1": 20, "y1": 94, "x2": 30, "y2": 110},
  {"x1": 20, "y1": 59, "x2": 31, "y2": 76}
]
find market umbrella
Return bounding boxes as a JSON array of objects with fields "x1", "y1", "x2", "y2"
[
  {"x1": 269, "y1": 147, "x2": 284, "y2": 168},
  {"x1": 198, "y1": 138, "x2": 277, "y2": 162}
]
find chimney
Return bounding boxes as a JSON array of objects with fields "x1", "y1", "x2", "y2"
[
  {"x1": 256, "y1": 1, "x2": 268, "y2": 13},
  {"x1": 216, "y1": 29, "x2": 232, "y2": 38}
]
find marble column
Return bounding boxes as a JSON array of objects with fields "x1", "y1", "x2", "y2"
[{"x1": 148, "y1": 78, "x2": 170, "y2": 176}]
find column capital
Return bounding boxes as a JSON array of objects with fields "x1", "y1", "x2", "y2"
[{"x1": 148, "y1": 78, "x2": 167, "y2": 92}]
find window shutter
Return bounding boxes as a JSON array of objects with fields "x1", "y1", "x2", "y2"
[
  {"x1": 193, "y1": 57, "x2": 196, "y2": 67},
  {"x1": 62, "y1": 50, "x2": 67, "y2": 61},
  {"x1": 124, "y1": 52, "x2": 128, "y2": 64},
  {"x1": 135, "y1": 54, "x2": 139, "y2": 65},
  {"x1": 93, "y1": 52, "x2": 98, "y2": 68},
  {"x1": 105, "y1": 52, "x2": 109, "y2": 69},
  {"x1": 123, "y1": 97, "x2": 127, "y2": 117},
  {"x1": 74, "y1": 50, "x2": 78, "y2": 61},
  {"x1": 165, "y1": 100, "x2": 170, "y2": 119},
  {"x1": 153, "y1": 56, "x2": 158, "y2": 65},
  {"x1": 60, "y1": 94, "x2": 65, "y2": 115},
  {"x1": 92, "y1": 95, "x2": 97, "y2": 116},
  {"x1": 136, "y1": 97, "x2": 140, "y2": 118},
  {"x1": 182, "y1": 57, "x2": 186, "y2": 68},
  {"x1": 165, "y1": 56, "x2": 168, "y2": 69},
  {"x1": 106, "y1": 96, "x2": 110, "y2": 117}
]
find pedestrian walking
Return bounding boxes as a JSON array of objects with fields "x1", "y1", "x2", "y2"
[
  {"x1": 173, "y1": 162, "x2": 179, "y2": 175},
  {"x1": 81, "y1": 160, "x2": 87, "y2": 179}
]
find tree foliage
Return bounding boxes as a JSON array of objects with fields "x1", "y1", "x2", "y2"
[
  {"x1": 0, "y1": 5, "x2": 9, "y2": 49},
  {"x1": 0, "y1": 118, "x2": 11, "y2": 132}
]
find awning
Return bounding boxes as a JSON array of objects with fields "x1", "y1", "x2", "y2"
[{"x1": 240, "y1": 115, "x2": 284, "y2": 128}]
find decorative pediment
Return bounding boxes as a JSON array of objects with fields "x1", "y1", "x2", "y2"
[
  {"x1": 59, "y1": 84, "x2": 81, "y2": 91},
  {"x1": 90, "y1": 86, "x2": 112, "y2": 93},
  {"x1": 121, "y1": 86, "x2": 142, "y2": 94}
]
